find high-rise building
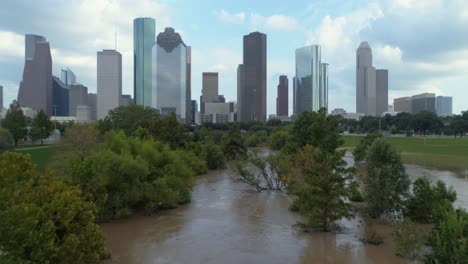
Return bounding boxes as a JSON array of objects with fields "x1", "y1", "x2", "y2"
[
  {"x1": 294, "y1": 45, "x2": 328, "y2": 114},
  {"x1": 120, "y1": 95, "x2": 133, "y2": 106},
  {"x1": 412, "y1": 93, "x2": 436, "y2": 114},
  {"x1": 436, "y1": 96, "x2": 453, "y2": 116},
  {"x1": 238, "y1": 32, "x2": 267, "y2": 122},
  {"x1": 276, "y1": 75, "x2": 288, "y2": 117},
  {"x1": 134, "y1": 17, "x2": 156, "y2": 107},
  {"x1": 61, "y1": 68, "x2": 76, "y2": 86},
  {"x1": 52, "y1": 77, "x2": 69, "y2": 116},
  {"x1": 201, "y1": 72, "x2": 219, "y2": 114},
  {"x1": 69, "y1": 84, "x2": 88, "y2": 117},
  {"x1": 191, "y1": 100, "x2": 198, "y2": 124},
  {"x1": 0, "y1": 85, "x2": 3, "y2": 109},
  {"x1": 394, "y1": 97, "x2": 413, "y2": 113},
  {"x1": 88, "y1": 93, "x2": 97, "y2": 120},
  {"x1": 186, "y1": 46, "x2": 192, "y2": 124},
  {"x1": 97, "y1": 49, "x2": 122, "y2": 120},
  {"x1": 153, "y1": 27, "x2": 188, "y2": 123},
  {"x1": 17, "y1": 34, "x2": 52, "y2": 115},
  {"x1": 356, "y1": 42, "x2": 388, "y2": 116}
]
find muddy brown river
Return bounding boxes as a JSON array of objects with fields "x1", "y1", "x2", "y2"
[{"x1": 101, "y1": 153, "x2": 468, "y2": 264}]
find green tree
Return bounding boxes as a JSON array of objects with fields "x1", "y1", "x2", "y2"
[
  {"x1": 268, "y1": 129, "x2": 289, "y2": 150},
  {"x1": 364, "y1": 139, "x2": 410, "y2": 218},
  {"x1": 427, "y1": 210, "x2": 468, "y2": 263},
  {"x1": 353, "y1": 132, "x2": 383, "y2": 162},
  {"x1": 29, "y1": 110, "x2": 53, "y2": 144},
  {"x1": 292, "y1": 145, "x2": 354, "y2": 231},
  {"x1": 245, "y1": 133, "x2": 260, "y2": 147},
  {"x1": 61, "y1": 124, "x2": 98, "y2": 161},
  {"x1": 0, "y1": 152, "x2": 106, "y2": 263},
  {"x1": 1, "y1": 100, "x2": 27, "y2": 146},
  {"x1": 0, "y1": 128, "x2": 14, "y2": 153},
  {"x1": 406, "y1": 178, "x2": 457, "y2": 223},
  {"x1": 393, "y1": 219, "x2": 429, "y2": 260},
  {"x1": 222, "y1": 125, "x2": 247, "y2": 160},
  {"x1": 201, "y1": 141, "x2": 225, "y2": 170}
]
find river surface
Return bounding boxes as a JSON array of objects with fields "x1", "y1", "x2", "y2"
[{"x1": 102, "y1": 153, "x2": 468, "y2": 264}]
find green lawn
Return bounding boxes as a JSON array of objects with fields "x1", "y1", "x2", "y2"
[
  {"x1": 16, "y1": 145, "x2": 56, "y2": 170},
  {"x1": 343, "y1": 135, "x2": 468, "y2": 174}
]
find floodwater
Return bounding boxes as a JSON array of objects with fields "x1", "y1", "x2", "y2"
[{"x1": 102, "y1": 153, "x2": 468, "y2": 264}]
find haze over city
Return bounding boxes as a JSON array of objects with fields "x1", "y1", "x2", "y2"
[{"x1": 1, "y1": 0, "x2": 467, "y2": 115}]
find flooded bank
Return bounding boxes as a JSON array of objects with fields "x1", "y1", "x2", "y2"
[{"x1": 102, "y1": 168, "x2": 408, "y2": 264}]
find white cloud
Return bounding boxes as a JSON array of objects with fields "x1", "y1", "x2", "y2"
[
  {"x1": 374, "y1": 44, "x2": 403, "y2": 65},
  {"x1": 0, "y1": 31, "x2": 23, "y2": 59},
  {"x1": 250, "y1": 13, "x2": 298, "y2": 31},
  {"x1": 214, "y1": 9, "x2": 245, "y2": 24}
]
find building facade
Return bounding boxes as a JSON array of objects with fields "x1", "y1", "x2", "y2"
[
  {"x1": 186, "y1": 47, "x2": 192, "y2": 124},
  {"x1": 276, "y1": 75, "x2": 288, "y2": 117},
  {"x1": 394, "y1": 97, "x2": 413, "y2": 113},
  {"x1": 412, "y1": 93, "x2": 436, "y2": 114},
  {"x1": 61, "y1": 68, "x2": 76, "y2": 86},
  {"x1": 201, "y1": 72, "x2": 219, "y2": 113},
  {"x1": 88, "y1": 93, "x2": 97, "y2": 121},
  {"x1": 191, "y1": 100, "x2": 198, "y2": 124},
  {"x1": 52, "y1": 77, "x2": 69, "y2": 116},
  {"x1": 120, "y1": 95, "x2": 133, "y2": 106},
  {"x1": 376, "y1": 69, "x2": 388, "y2": 116},
  {"x1": 97, "y1": 49, "x2": 122, "y2": 120},
  {"x1": 153, "y1": 27, "x2": 188, "y2": 123},
  {"x1": 134, "y1": 17, "x2": 156, "y2": 107},
  {"x1": 18, "y1": 34, "x2": 52, "y2": 115},
  {"x1": 436, "y1": 96, "x2": 453, "y2": 116},
  {"x1": 238, "y1": 32, "x2": 267, "y2": 122},
  {"x1": 319, "y1": 63, "x2": 329, "y2": 111},
  {"x1": 69, "y1": 84, "x2": 88, "y2": 117},
  {"x1": 0, "y1": 85, "x2": 3, "y2": 109}
]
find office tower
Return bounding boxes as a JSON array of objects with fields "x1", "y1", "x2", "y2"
[
  {"x1": 356, "y1": 42, "x2": 389, "y2": 116},
  {"x1": 153, "y1": 27, "x2": 188, "y2": 123},
  {"x1": 394, "y1": 97, "x2": 413, "y2": 113},
  {"x1": 69, "y1": 84, "x2": 88, "y2": 117},
  {"x1": 191, "y1": 100, "x2": 198, "y2": 123},
  {"x1": 294, "y1": 45, "x2": 324, "y2": 114},
  {"x1": 17, "y1": 34, "x2": 52, "y2": 115},
  {"x1": 436, "y1": 96, "x2": 453, "y2": 116},
  {"x1": 237, "y1": 32, "x2": 267, "y2": 122},
  {"x1": 134, "y1": 17, "x2": 156, "y2": 107},
  {"x1": 52, "y1": 77, "x2": 69, "y2": 116},
  {"x1": 120, "y1": 95, "x2": 133, "y2": 106},
  {"x1": 186, "y1": 47, "x2": 192, "y2": 124},
  {"x1": 412, "y1": 93, "x2": 436, "y2": 113},
  {"x1": 201, "y1": 72, "x2": 219, "y2": 114},
  {"x1": 61, "y1": 68, "x2": 76, "y2": 86},
  {"x1": 276, "y1": 75, "x2": 288, "y2": 117},
  {"x1": 292, "y1": 77, "x2": 296, "y2": 115},
  {"x1": 76, "y1": 105, "x2": 91, "y2": 123},
  {"x1": 97, "y1": 49, "x2": 122, "y2": 120},
  {"x1": 0, "y1": 85, "x2": 3, "y2": 109},
  {"x1": 88, "y1": 93, "x2": 97, "y2": 120}
]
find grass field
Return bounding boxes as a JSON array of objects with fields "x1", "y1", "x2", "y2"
[
  {"x1": 16, "y1": 145, "x2": 56, "y2": 170},
  {"x1": 343, "y1": 135, "x2": 468, "y2": 174}
]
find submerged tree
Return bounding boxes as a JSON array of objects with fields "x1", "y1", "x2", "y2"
[{"x1": 353, "y1": 132, "x2": 383, "y2": 162}]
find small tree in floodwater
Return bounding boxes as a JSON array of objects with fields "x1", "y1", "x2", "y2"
[
  {"x1": 292, "y1": 145, "x2": 354, "y2": 232},
  {"x1": 236, "y1": 152, "x2": 289, "y2": 191}
]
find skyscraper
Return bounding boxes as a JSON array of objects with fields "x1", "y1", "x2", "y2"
[
  {"x1": 88, "y1": 93, "x2": 97, "y2": 120},
  {"x1": 237, "y1": 64, "x2": 245, "y2": 120},
  {"x1": 238, "y1": 32, "x2": 267, "y2": 122},
  {"x1": 69, "y1": 84, "x2": 88, "y2": 117},
  {"x1": 52, "y1": 77, "x2": 69, "y2": 116},
  {"x1": 134, "y1": 17, "x2": 155, "y2": 107},
  {"x1": 61, "y1": 68, "x2": 76, "y2": 86},
  {"x1": 97, "y1": 49, "x2": 122, "y2": 120},
  {"x1": 436, "y1": 96, "x2": 453, "y2": 116},
  {"x1": 120, "y1": 95, "x2": 133, "y2": 106},
  {"x1": 294, "y1": 45, "x2": 328, "y2": 114},
  {"x1": 0, "y1": 85, "x2": 3, "y2": 109},
  {"x1": 276, "y1": 75, "x2": 288, "y2": 117},
  {"x1": 412, "y1": 93, "x2": 436, "y2": 114},
  {"x1": 201, "y1": 72, "x2": 219, "y2": 113},
  {"x1": 191, "y1": 100, "x2": 198, "y2": 124},
  {"x1": 186, "y1": 47, "x2": 192, "y2": 124},
  {"x1": 356, "y1": 42, "x2": 388, "y2": 116},
  {"x1": 153, "y1": 27, "x2": 188, "y2": 123},
  {"x1": 394, "y1": 97, "x2": 412, "y2": 113},
  {"x1": 17, "y1": 34, "x2": 52, "y2": 115}
]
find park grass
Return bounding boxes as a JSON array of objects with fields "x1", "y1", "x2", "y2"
[
  {"x1": 16, "y1": 145, "x2": 56, "y2": 171},
  {"x1": 343, "y1": 135, "x2": 468, "y2": 175}
]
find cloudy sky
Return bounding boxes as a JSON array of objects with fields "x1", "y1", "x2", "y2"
[{"x1": 0, "y1": 0, "x2": 467, "y2": 114}]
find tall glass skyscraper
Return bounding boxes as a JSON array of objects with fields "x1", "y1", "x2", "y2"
[
  {"x1": 153, "y1": 27, "x2": 188, "y2": 123},
  {"x1": 294, "y1": 45, "x2": 321, "y2": 114},
  {"x1": 133, "y1": 17, "x2": 155, "y2": 107},
  {"x1": 319, "y1": 63, "x2": 329, "y2": 110}
]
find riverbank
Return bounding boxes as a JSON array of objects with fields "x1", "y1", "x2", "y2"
[{"x1": 343, "y1": 135, "x2": 468, "y2": 175}]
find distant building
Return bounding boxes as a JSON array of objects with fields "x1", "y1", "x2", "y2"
[
  {"x1": 134, "y1": 17, "x2": 156, "y2": 107},
  {"x1": 200, "y1": 102, "x2": 235, "y2": 124},
  {"x1": 61, "y1": 68, "x2": 76, "y2": 86},
  {"x1": 412, "y1": 93, "x2": 435, "y2": 114},
  {"x1": 276, "y1": 75, "x2": 288, "y2": 117},
  {"x1": 52, "y1": 77, "x2": 69, "y2": 116},
  {"x1": 436, "y1": 96, "x2": 453, "y2": 116},
  {"x1": 356, "y1": 42, "x2": 388, "y2": 116},
  {"x1": 388, "y1": 105, "x2": 394, "y2": 112},
  {"x1": 20, "y1": 107, "x2": 37, "y2": 119},
  {"x1": 69, "y1": 84, "x2": 88, "y2": 117},
  {"x1": 394, "y1": 96, "x2": 412, "y2": 113},
  {"x1": 97, "y1": 49, "x2": 122, "y2": 120},
  {"x1": 320, "y1": 63, "x2": 329, "y2": 111},
  {"x1": 191, "y1": 100, "x2": 198, "y2": 124},
  {"x1": 120, "y1": 95, "x2": 133, "y2": 106},
  {"x1": 76, "y1": 105, "x2": 91, "y2": 123},
  {"x1": 331, "y1": 108, "x2": 347, "y2": 116},
  {"x1": 343, "y1": 113, "x2": 365, "y2": 121},
  {"x1": 238, "y1": 32, "x2": 267, "y2": 122},
  {"x1": 186, "y1": 47, "x2": 192, "y2": 124},
  {"x1": 201, "y1": 72, "x2": 219, "y2": 114},
  {"x1": 88, "y1": 93, "x2": 97, "y2": 120},
  {"x1": 18, "y1": 34, "x2": 52, "y2": 115},
  {"x1": 153, "y1": 27, "x2": 189, "y2": 124},
  {"x1": 0, "y1": 85, "x2": 3, "y2": 110}
]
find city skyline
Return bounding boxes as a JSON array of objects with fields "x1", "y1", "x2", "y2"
[{"x1": 0, "y1": 1, "x2": 467, "y2": 114}]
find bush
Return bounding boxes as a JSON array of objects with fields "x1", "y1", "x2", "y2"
[
  {"x1": 393, "y1": 219, "x2": 428, "y2": 260},
  {"x1": 268, "y1": 130, "x2": 289, "y2": 150},
  {"x1": 361, "y1": 219, "x2": 384, "y2": 245},
  {"x1": 0, "y1": 128, "x2": 14, "y2": 153},
  {"x1": 349, "y1": 181, "x2": 364, "y2": 202},
  {"x1": 245, "y1": 134, "x2": 260, "y2": 147},
  {"x1": 202, "y1": 141, "x2": 225, "y2": 170},
  {"x1": 353, "y1": 132, "x2": 383, "y2": 162}
]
